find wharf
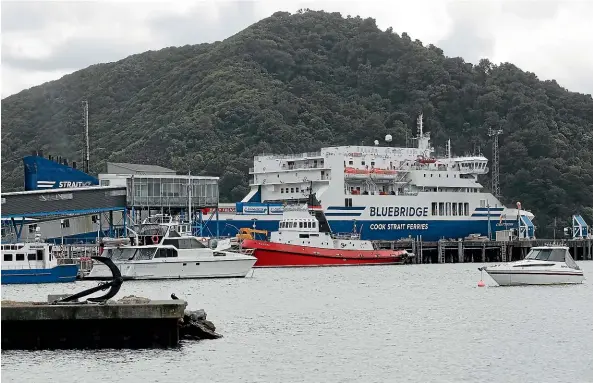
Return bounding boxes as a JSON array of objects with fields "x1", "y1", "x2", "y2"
[
  {"x1": 1, "y1": 299, "x2": 187, "y2": 350},
  {"x1": 374, "y1": 238, "x2": 593, "y2": 264}
]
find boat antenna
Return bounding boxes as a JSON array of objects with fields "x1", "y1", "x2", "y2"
[{"x1": 82, "y1": 100, "x2": 90, "y2": 173}]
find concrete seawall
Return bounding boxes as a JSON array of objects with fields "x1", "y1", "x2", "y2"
[{"x1": 1, "y1": 299, "x2": 187, "y2": 349}]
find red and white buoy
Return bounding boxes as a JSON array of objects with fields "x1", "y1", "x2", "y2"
[{"x1": 478, "y1": 268, "x2": 486, "y2": 287}]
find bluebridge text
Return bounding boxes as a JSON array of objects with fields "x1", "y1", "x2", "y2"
[{"x1": 369, "y1": 206, "x2": 429, "y2": 217}]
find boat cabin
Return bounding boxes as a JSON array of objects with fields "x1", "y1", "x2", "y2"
[
  {"x1": 1, "y1": 242, "x2": 56, "y2": 270},
  {"x1": 524, "y1": 246, "x2": 579, "y2": 269},
  {"x1": 271, "y1": 207, "x2": 374, "y2": 250}
]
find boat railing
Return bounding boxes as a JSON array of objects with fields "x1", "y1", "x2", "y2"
[
  {"x1": 332, "y1": 233, "x2": 361, "y2": 240},
  {"x1": 254, "y1": 151, "x2": 322, "y2": 161}
]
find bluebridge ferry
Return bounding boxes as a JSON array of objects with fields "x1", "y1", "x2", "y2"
[
  {"x1": 10, "y1": 115, "x2": 536, "y2": 242},
  {"x1": 202, "y1": 114, "x2": 535, "y2": 241}
]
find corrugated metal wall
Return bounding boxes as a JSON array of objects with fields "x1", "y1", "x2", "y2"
[{"x1": 1, "y1": 187, "x2": 127, "y2": 217}]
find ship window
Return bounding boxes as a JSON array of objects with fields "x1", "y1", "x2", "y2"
[
  {"x1": 446, "y1": 203, "x2": 451, "y2": 216},
  {"x1": 349, "y1": 161, "x2": 353, "y2": 165},
  {"x1": 439, "y1": 203, "x2": 444, "y2": 216},
  {"x1": 37, "y1": 250, "x2": 43, "y2": 260},
  {"x1": 27, "y1": 253, "x2": 36, "y2": 261},
  {"x1": 281, "y1": 188, "x2": 284, "y2": 193},
  {"x1": 16, "y1": 254, "x2": 25, "y2": 261},
  {"x1": 296, "y1": 187, "x2": 299, "y2": 192},
  {"x1": 157, "y1": 248, "x2": 177, "y2": 258},
  {"x1": 458, "y1": 204, "x2": 463, "y2": 216},
  {"x1": 480, "y1": 199, "x2": 486, "y2": 208},
  {"x1": 464, "y1": 203, "x2": 469, "y2": 216},
  {"x1": 101, "y1": 180, "x2": 110, "y2": 186},
  {"x1": 3, "y1": 253, "x2": 12, "y2": 261},
  {"x1": 299, "y1": 222, "x2": 303, "y2": 228},
  {"x1": 361, "y1": 161, "x2": 365, "y2": 165},
  {"x1": 291, "y1": 188, "x2": 294, "y2": 193},
  {"x1": 299, "y1": 234, "x2": 310, "y2": 238},
  {"x1": 61, "y1": 219, "x2": 70, "y2": 228},
  {"x1": 452, "y1": 203, "x2": 457, "y2": 216},
  {"x1": 28, "y1": 224, "x2": 38, "y2": 233},
  {"x1": 431, "y1": 203, "x2": 437, "y2": 216},
  {"x1": 313, "y1": 222, "x2": 317, "y2": 228}
]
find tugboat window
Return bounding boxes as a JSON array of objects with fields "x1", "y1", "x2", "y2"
[{"x1": 16, "y1": 254, "x2": 25, "y2": 261}]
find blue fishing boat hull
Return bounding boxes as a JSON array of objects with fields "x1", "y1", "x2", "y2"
[{"x1": 1, "y1": 264, "x2": 79, "y2": 284}]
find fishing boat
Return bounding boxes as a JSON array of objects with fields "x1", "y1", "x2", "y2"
[
  {"x1": 1, "y1": 241, "x2": 78, "y2": 284},
  {"x1": 87, "y1": 214, "x2": 256, "y2": 280},
  {"x1": 478, "y1": 245, "x2": 585, "y2": 286},
  {"x1": 240, "y1": 204, "x2": 409, "y2": 267}
]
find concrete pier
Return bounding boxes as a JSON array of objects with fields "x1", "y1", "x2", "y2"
[{"x1": 1, "y1": 299, "x2": 187, "y2": 350}]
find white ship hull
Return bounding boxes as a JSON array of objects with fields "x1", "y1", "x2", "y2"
[
  {"x1": 484, "y1": 268, "x2": 585, "y2": 286},
  {"x1": 480, "y1": 246, "x2": 585, "y2": 286},
  {"x1": 88, "y1": 256, "x2": 256, "y2": 280}
]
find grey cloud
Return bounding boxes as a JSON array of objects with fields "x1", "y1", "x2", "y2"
[
  {"x1": 500, "y1": 0, "x2": 560, "y2": 21},
  {"x1": 2, "y1": 36, "x2": 151, "y2": 72},
  {"x1": 1, "y1": 1, "x2": 53, "y2": 32},
  {"x1": 147, "y1": 1, "x2": 259, "y2": 47},
  {"x1": 2, "y1": 1, "x2": 260, "y2": 73},
  {"x1": 437, "y1": 2, "x2": 496, "y2": 63}
]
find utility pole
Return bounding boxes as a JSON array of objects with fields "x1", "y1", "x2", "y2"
[
  {"x1": 82, "y1": 100, "x2": 90, "y2": 173},
  {"x1": 488, "y1": 127, "x2": 503, "y2": 198}
]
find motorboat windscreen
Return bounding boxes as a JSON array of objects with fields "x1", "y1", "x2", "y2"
[
  {"x1": 525, "y1": 248, "x2": 580, "y2": 269},
  {"x1": 525, "y1": 248, "x2": 566, "y2": 262}
]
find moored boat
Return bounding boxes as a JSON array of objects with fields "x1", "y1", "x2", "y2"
[
  {"x1": 1, "y1": 241, "x2": 78, "y2": 284},
  {"x1": 87, "y1": 214, "x2": 256, "y2": 280},
  {"x1": 240, "y1": 205, "x2": 409, "y2": 267},
  {"x1": 479, "y1": 245, "x2": 585, "y2": 286}
]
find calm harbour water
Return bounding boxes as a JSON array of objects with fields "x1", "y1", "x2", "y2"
[{"x1": 2, "y1": 262, "x2": 593, "y2": 383}]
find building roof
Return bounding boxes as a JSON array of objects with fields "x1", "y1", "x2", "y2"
[{"x1": 106, "y1": 162, "x2": 176, "y2": 175}]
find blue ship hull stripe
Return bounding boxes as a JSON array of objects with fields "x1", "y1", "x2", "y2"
[{"x1": 326, "y1": 206, "x2": 366, "y2": 211}]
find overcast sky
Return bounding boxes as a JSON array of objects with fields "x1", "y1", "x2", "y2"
[{"x1": 2, "y1": 0, "x2": 593, "y2": 99}]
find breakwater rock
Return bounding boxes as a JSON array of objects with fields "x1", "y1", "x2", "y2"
[{"x1": 180, "y1": 309, "x2": 223, "y2": 340}]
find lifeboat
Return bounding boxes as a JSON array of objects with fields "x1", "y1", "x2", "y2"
[{"x1": 417, "y1": 156, "x2": 437, "y2": 164}]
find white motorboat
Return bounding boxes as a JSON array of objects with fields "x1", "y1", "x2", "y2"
[
  {"x1": 87, "y1": 215, "x2": 256, "y2": 280},
  {"x1": 479, "y1": 245, "x2": 585, "y2": 286}
]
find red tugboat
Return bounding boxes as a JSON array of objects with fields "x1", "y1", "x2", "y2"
[{"x1": 240, "y1": 198, "x2": 409, "y2": 267}]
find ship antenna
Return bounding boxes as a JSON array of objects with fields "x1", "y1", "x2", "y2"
[{"x1": 82, "y1": 100, "x2": 90, "y2": 173}]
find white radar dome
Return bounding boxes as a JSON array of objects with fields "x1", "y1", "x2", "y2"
[{"x1": 385, "y1": 134, "x2": 393, "y2": 142}]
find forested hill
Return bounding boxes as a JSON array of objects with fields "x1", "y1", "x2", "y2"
[{"x1": 2, "y1": 10, "x2": 593, "y2": 235}]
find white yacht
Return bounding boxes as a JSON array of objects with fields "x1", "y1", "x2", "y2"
[
  {"x1": 479, "y1": 245, "x2": 585, "y2": 286},
  {"x1": 87, "y1": 215, "x2": 256, "y2": 280}
]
